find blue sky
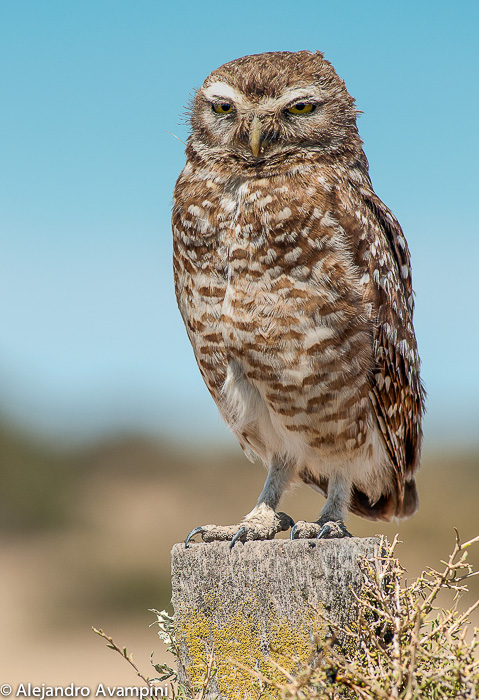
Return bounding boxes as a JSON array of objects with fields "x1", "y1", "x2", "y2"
[{"x1": 1, "y1": 1, "x2": 478, "y2": 448}]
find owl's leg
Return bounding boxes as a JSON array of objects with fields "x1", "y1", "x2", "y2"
[
  {"x1": 185, "y1": 457, "x2": 295, "y2": 548},
  {"x1": 291, "y1": 472, "x2": 353, "y2": 540}
]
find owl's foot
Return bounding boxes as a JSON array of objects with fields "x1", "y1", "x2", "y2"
[
  {"x1": 290, "y1": 518, "x2": 353, "y2": 540},
  {"x1": 184, "y1": 506, "x2": 294, "y2": 549}
]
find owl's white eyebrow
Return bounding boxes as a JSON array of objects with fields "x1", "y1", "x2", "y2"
[
  {"x1": 203, "y1": 82, "x2": 320, "y2": 112},
  {"x1": 281, "y1": 89, "x2": 317, "y2": 105},
  {"x1": 203, "y1": 82, "x2": 243, "y2": 103}
]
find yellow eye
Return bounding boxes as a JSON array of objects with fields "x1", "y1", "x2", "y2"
[
  {"x1": 287, "y1": 102, "x2": 315, "y2": 115},
  {"x1": 212, "y1": 102, "x2": 233, "y2": 114}
]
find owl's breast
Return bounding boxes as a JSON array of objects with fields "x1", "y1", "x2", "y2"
[{"x1": 175, "y1": 171, "x2": 370, "y2": 362}]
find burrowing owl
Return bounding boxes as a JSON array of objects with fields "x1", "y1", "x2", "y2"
[{"x1": 172, "y1": 51, "x2": 425, "y2": 546}]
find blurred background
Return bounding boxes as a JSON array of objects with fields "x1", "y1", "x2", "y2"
[{"x1": 1, "y1": 0, "x2": 478, "y2": 686}]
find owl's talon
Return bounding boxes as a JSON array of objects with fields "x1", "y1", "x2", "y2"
[
  {"x1": 185, "y1": 526, "x2": 205, "y2": 548},
  {"x1": 317, "y1": 521, "x2": 353, "y2": 539},
  {"x1": 290, "y1": 523, "x2": 300, "y2": 540},
  {"x1": 230, "y1": 526, "x2": 248, "y2": 549},
  {"x1": 317, "y1": 524, "x2": 331, "y2": 539},
  {"x1": 184, "y1": 510, "x2": 293, "y2": 547},
  {"x1": 290, "y1": 519, "x2": 353, "y2": 540}
]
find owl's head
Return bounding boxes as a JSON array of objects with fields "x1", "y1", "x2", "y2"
[{"x1": 189, "y1": 51, "x2": 361, "y2": 165}]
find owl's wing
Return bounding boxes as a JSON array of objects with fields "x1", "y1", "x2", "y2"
[{"x1": 336, "y1": 178, "x2": 425, "y2": 515}]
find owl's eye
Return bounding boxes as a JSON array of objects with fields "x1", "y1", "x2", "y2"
[
  {"x1": 286, "y1": 102, "x2": 315, "y2": 115},
  {"x1": 212, "y1": 102, "x2": 234, "y2": 114}
]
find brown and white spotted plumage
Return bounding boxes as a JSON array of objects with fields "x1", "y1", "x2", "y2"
[{"x1": 172, "y1": 51, "x2": 425, "y2": 545}]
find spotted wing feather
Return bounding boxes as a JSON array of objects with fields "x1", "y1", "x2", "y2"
[{"x1": 338, "y1": 177, "x2": 425, "y2": 516}]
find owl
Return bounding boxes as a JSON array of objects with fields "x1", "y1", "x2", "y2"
[{"x1": 172, "y1": 50, "x2": 425, "y2": 547}]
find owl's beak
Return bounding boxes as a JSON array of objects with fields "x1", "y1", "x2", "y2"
[{"x1": 249, "y1": 116, "x2": 263, "y2": 157}]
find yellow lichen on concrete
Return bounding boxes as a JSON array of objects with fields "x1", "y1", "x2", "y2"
[
  {"x1": 269, "y1": 608, "x2": 326, "y2": 672},
  {"x1": 176, "y1": 592, "x2": 326, "y2": 699}
]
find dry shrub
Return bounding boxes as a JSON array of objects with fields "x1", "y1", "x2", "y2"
[{"x1": 276, "y1": 532, "x2": 479, "y2": 699}]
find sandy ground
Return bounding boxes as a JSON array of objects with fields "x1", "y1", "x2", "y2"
[{"x1": 0, "y1": 532, "x2": 169, "y2": 685}]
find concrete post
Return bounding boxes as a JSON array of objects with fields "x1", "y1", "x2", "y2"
[{"x1": 171, "y1": 537, "x2": 379, "y2": 699}]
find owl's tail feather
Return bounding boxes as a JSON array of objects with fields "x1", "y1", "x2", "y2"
[
  {"x1": 299, "y1": 471, "x2": 418, "y2": 522},
  {"x1": 349, "y1": 480, "x2": 418, "y2": 521}
]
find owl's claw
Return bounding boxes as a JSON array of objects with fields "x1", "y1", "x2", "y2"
[
  {"x1": 317, "y1": 521, "x2": 353, "y2": 539},
  {"x1": 291, "y1": 519, "x2": 353, "y2": 540},
  {"x1": 230, "y1": 526, "x2": 248, "y2": 549},
  {"x1": 184, "y1": 526, "x2": 205, "y2": 548},
  {"x1": 290, "y1": 522, "x2": 300, "y2": 540}
]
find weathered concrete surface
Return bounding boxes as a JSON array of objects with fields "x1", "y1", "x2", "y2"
[{"x1": 171, "y1": 537, "x2": 379, "y2": 699}]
